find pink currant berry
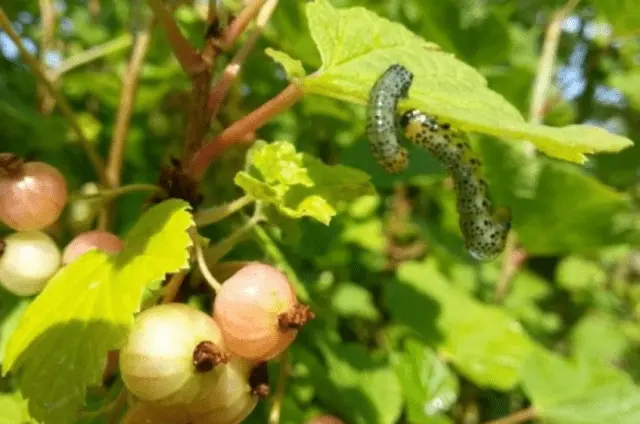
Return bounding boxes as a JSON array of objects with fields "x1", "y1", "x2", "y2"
[
  {"x1": 62, "y1": 230, "x2": 124, "y2": 264},
  {"x1": 213, "y1": 262, "x2": 314, "y2": 361},
  {"x1": 0, "y1": 154, "x2": 68, "y2": 231}
]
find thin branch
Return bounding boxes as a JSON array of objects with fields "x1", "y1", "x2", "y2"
[
  {"x1": 162, "y1": 270, "x2": 188, "y2": 304},
  {"x1": 106, "y1": 29, "x2": 153, "y2": 188},
  {"x1": 38, "y1": 0, "x2": 56, "y2": 113},
  {"x1": 51, "y1": 34, "x2": 132, "y2": 79},
  {"x1": 529, "y1": 0, "x2": 582, "y2": 124},
  {"x1": 495, "y1": 0, "x2": 580, "y2": 303},
  {"x1": 195, "y1": 235, "x2": 222, "y2": 293},
  {"x1": 0, "y1": 8, "x2": 108, "y2": 186},
  {"x1": 209, "y1": 0, "x2": 279, "y2": 116},
  {"x1": 146, "y1": 0, "x2": 206, "y2": 75},
  {"x1": 188, "y1": 82, "x2": 304, "y2": 179},
  {"x1": 482, "y1": 407, "x2": 537, "y2": 424},
  {"x1": 218, "y1": 0, "x2": 269, "y2": 50},
  {"x1": 268, "y1": 350, "x2": 289, "y2": 424},
  {"x1": 195, "y1": 195, "x2": 254, "y2": 227},
  {"x1": 70, "y1": 183, "x2": 161, "y2": 202}
]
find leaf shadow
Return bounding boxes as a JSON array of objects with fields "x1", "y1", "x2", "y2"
[
  {"x1": 384, "y1": 276, "x2": 444, "y2": 346},
  {"x1": 10, "y1": 320, "x2": 128, "y2": 423}
]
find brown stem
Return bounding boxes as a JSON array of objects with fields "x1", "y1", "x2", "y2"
[
  {"x1": 38, "y1": 0, "x2": 56, "y2": 114},
  {"x1": 250, "y1": 361, "x2": 271, "y2": 398},
  {"x1": 182, "y1": 72, "x2": 214, "y2": 162},
  {"x1": 146, "y1": 0, "x2": 206, "y2": 75},
  {"x1": 106, "y1": 29, "x2": 153, "y2": 188},
  {"x1": 188, "y1": 83, "x2": 303, "y2": 179},
  {"x1": 267, "y1": 352, "x2": 288, "y2": 424},
  {"x1": 102, "y1": 29, "x2": 152, "y2": 229},
  {"x1": 218, "y1": 0, "x2": 269, "y2": 50},
  {"x1": 482, "y1": 407, "x2": 537, "y2": 424},
  {"x1": 0, "y1": 153, "x2": 24, "y2": 176},
  {"x1": 495, "y1": 0, "x2": 580, "y2": 302},
  {"x1": 0, "y1": 8, "x2": 108, "y2": 186},
  {"x1": 494, "y1": 241, "x2": 527, "y2": 303},
  {"x1": 209, "y1": 0, "x2": 279, "y2": 117},
  {"x1": 161, "y1": 270, "x2": 188, "y2": 304}
]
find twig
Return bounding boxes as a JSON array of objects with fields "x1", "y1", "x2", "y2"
[
  {"x1": 162, "y1": 270, "x2": 188, "y2": 304},
  {"x1": 268, "y1": 349, "x2": 290, "y2": 424},
  {"x1": 146, "y1": 0, "x2": 206, "y2": 75},
  {"x1": 106, "y1": 29, "x2": 153, "y2": 188},
  {"x1": 209, "y1": 0, "x2": 279, "y2": 116},
  {"x1": 51, "y1": 34, "x2": 132, "y2": 79},
  {"x1": 482, "y1": 407, "x2": 537, "y2": 424},
  {"x1": 494, "y1": 0, "x2": 580, "y2": 303},
  {"x1": 195, "y1": 234, "x2": 223, "y2": 293},
  {"x1": 188, "y1": 82, "x2": 304, "y2": 179},
  {"x1": 38, "y1": 0, "x2": 56, "y2": 113},
  {"x1": 195, "y1": 195, "x2": 254, "y2": 227},
  {"x1": 69, "y1": 183, "x2": 161, "y2": 202},
  {"x1": 218, "y1": 0, "x2": 269, "y2": 50},
  {"x1": 529, "y1": 0, "x2": 582, "y2": 125},
  {"x1": 0, "y1": 8, "x2": 108, "y2": 186}
]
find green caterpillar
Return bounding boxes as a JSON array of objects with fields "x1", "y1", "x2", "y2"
[
  {"x1": 365, "y1": 64, "x2": 413, "y2": 173},
  {"x1": 399, "y1": 109, "x2": 511, "y2": 260}
]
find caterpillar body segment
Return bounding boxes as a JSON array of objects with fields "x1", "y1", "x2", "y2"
[
  {"x1": 366, "y1": 64, "x2": 414, "y2": 173},
  {"x1": 400, "y1": 109, "x2": 511, "y2": 260}
]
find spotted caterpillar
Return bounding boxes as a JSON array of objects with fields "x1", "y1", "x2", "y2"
[
  {"x1": 365, "y1": 64, "x2": 413, "y2": 173},
  {"x1": 399, "y1": 109, "x2": 511, "y2": 260}
]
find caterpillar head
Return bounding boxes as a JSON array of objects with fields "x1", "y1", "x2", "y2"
[{"x1": 385, "y1": 64, "x2": 414, "y2": 97}]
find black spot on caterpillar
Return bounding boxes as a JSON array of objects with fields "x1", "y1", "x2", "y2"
[
  {"x1": 400, "y1": 109, "x2": 512, "y2": 261},
  {"x1": 366, "y1": 64, "x2": 413, "y2": 173}
]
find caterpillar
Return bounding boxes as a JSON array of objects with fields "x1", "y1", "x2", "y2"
[
  {"x1": 366, "y1": 64, "x2": 413, "y2": 173},
  {"x1": 399, "y1": 109, "x2": 512, "y2": 260}
]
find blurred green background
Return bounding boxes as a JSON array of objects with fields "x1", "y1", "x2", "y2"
[{"x1": 1, "y1": 0, "x2": 640, "y2": 423}]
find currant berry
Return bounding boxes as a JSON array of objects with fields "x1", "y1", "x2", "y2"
[
  {"x1": 0, "y1": 154, "x2": 68, "y2": 231},
  {"x1": 0, "y1": 231, "x2": 61, "y2": 296},
  {"x1": 62, "y1": 230, "x2": 124, "y2": 264},
  {"x1": 213, "y1": 262, "x2": 314, "y2": 361},
  {"x1": 120, "y1": 303, "x2": 229, "y2": 405}
]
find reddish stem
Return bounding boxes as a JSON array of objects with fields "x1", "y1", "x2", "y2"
[
  {"x1": 146, "y1": 0, "x2": 206, "y2": 75},
  {"x1": 188, "y1": 83, "x2": 303, "y2": 179},
  {"x1": 219, "y1": 0, "x2": 269, "y2": 49}
]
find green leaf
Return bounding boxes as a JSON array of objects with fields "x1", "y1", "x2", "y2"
[
  {"x1": 341, "y1": 219, "x2": 386, "y2": 252},
  {"x1": 320, "y1": 342, "x2": 403, "y2": 424},
  {"x1": 392, "y1": 338, "x2": 459, "y2": 422},
  {"x1": 265, "y1": 48, "x2": 306, "y2": 79},
  {"x1": 295, "y1": 0, "x2": 632, "y2": 163},
  {"x1": 556, "y1": 256, "x2": 607, "y2": 292},
  {"x1": 610, "y1": 71, "x2": 640, "y2": 111},
  {"x1": 331, "y1": 282, "x2": 381, "y2": 321},
  {"x1": 388, "y1": 259, "x2": 533, "y2": 389},
  {"x1": 0, "y1": 392, "x2": 36, "y2": 424},
  {"x1": 570, "y1": 313, "x2": 628, "y2": 364},
  {"x1": 478, "y1": 138, "x2": 634, "y2": 254},
  {"x1": 3, "y1": 200, "x2": 193, "y2": 424},
  {"x1": 590, "y1": 0, "x2": 640, "y2": 35},
  {"x1": 523, "y1": 348, "x2": 640, "y2": 424},
  {"x1": 503, "y1": 271, "x2": 560, "y2": 336},
  {"x1": 235, "y1": 140, "x2": 375, "y2": 225}
]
